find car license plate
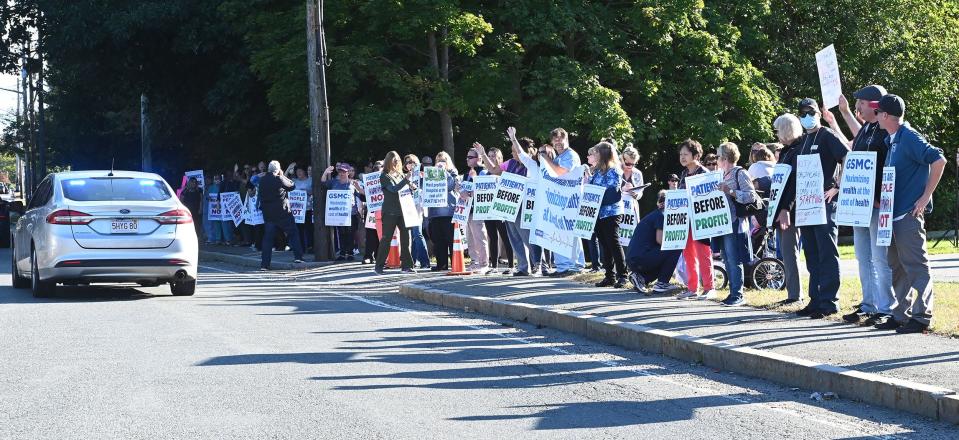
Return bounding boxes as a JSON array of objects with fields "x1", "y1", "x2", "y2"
[{"x1": 110, "y1": 219, "x2": 138, "y2": 234}]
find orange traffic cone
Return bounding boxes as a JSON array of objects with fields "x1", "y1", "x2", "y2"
[
  {"x1": 386, "y1": 229, "x2": 401, "y2": 269},
  {"x1": 447, "y1": 222, "x2": 471, "y2": 276}
]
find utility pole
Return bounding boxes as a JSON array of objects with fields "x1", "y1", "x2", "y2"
[
  {"x1": 140, "y1": 93, "x2": 152, "y2": 172},
  {"x1": 37, "y1": 48, "x2": 47, "y2": 181},
  {"x1": 307, "y1": 0, "x2": 332, "y2": 261},
  {"x1": 21, "y1": 56, "x2": 33, "y2": 197}
]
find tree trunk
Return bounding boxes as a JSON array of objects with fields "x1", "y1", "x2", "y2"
[
  {"x1": 429, "y1": 30, "x2": 455, "y2": 159},
  {"x1": 140, "y1": 93, "x2": 152, "y2": 172}
]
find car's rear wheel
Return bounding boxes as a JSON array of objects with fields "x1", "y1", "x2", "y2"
[
  {"x1": 11, "y1": 244, "x2": 29, "y2": 288},
  {"x1": 31, "y1": 248, "x2": 56, "y2": 298},
  {"x1": 170, "y1": 280, "x2": 196, "y2": 296}
]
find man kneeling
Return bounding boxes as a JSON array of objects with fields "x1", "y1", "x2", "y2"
[{"x1": 626, "y1": 190, "x2": 683, "y2": 294}]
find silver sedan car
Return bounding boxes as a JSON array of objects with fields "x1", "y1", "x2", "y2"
[{"x1": 11, "y1": 170, "x2": 199, "y2": 297}]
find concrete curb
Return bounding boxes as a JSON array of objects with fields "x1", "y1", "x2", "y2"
[
  {"x1": 199, "y1": 250, "x2": 332, "y2": 270},
  {"x1": 397, "y1": 283, "x2": 959, "y2": 424}
]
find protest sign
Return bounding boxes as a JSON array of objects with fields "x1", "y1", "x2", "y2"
[
  {"x1": 836, "y1": 151, "x2": 878, "y2": 227},
  {"x1": 572, "y1": 184, "x2": 605, "y2": 239},
  {"x1": 816, "y1": 44, "x2": 842, "y2": 109},
  {"x1": 220, "y1": 192, "x2": 244, "y2": 227},
  {"x1": 766, "y1": 164, "x2": 792, "y2": 227},
  {"x1": 364, "y1": 210, "x2": 376, "y2": 229},
  {"x1": 244, "y1": 195, "x2": 263, "y2": 225},
  {"x1": 207, "y1": 193, "x2": 222, "y2": 221},
  {"x1": 422, "y1": 167, "x2": 448, "y2": 208},
  {"x1": 877, "y1": 167, "x2": 895, "y2": 247},
  {"x1": 520, "y1": 180, "x2": 538, "y2": 231},
  {"x1": 399, "y1": 186, "x2": 420, "y2": 228},
  {"x1": 185, "y1": 170, "x2": 205, "y2": 190},
  {"x1": 795, "y1": 154, "x2": 827, "y2": 226},
  {"x1": 289, "y1": 190, "x2": 308, "y2": 224},
  {"x1": 363, "y1": 172, "x2": 384, "y2": 212},
  {"x1": 471, "y1": 175, "x2": 499, "y2": 221},
  {"x1": 490, "y1": 172, "x2": 528, "y2": 222},
  {"x1": 687, "y1": 171, "x2": 732, "y2": 240},
  {"x1": 662, "y1": 190, "x2": 691, "y2": 251},
  {"x1": 452, "y1": 181, "x2": 473, "y2": 225},
  {"x1": 325, "y1": 190, "x2": 353, "y2": 227},
  {"x1": 532, "y1": 160, "x2": 585, "y2": 258},
  {"x1": 617, "y1": 196, "x2": 639, "y2": 246}
]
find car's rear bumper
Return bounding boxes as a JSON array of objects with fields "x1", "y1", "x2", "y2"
[
  {"x1": 43, "y1": 264, "x2": 196, "y2": 284},
  {"x1": 37, "y1": 238, "x2": 198, "y2": 284}
]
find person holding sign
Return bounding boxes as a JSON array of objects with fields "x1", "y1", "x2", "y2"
[
  {"x1": 713, "y1": 143, "x2": 760, "y2": 306},
  {"x1": 831, "y1": 85, "x2": 895, "y2": 325},
  {"x1": 179, "y1": 177, "x2": 204, "y2": 240},
  {"x1": 472, "y1": 144, "x2": 514, "y2": 273},
  {"x1": 460, "y1": 149, "x2": 490, "y2": 274},
  {"x1": 783, "y1": 98, "x2": 849, "y2": 319},
  {"x1": 873, "y1": 94, "x2": 947, "y2": 334},
  {"x1": 403, "y1": 154, "x2": 432, "y2": 269},
  {"x1": 626, "y1": 191, "x2": 683, "y2": 294},
  {"x1": 373, "y1": 151, "x2": 417, "y2": 275},
  {"x1": 676, "y1": 139, "x2": 715, "y2": 299},
  {"x1": 541, "y1": 128, "x2": 586, "y2": 276},
  {"x1": 772, "y1": 114, "x2": 807, "y2": 304},
  {"x1": 258, "y1": 160, "x2": 305, "y2": 270},
  {"x1": 587, "y1": 142, "x2": 628, "y2": 288},
  {"x1": 322, "y1": 163, "x2": 359, "y2": 261},
  {"x1": 358, "y1": 160, "x2": 384, "y2": 264},
  {"x1": 426, "y1": 152, "x2": 459, "y2": 271}
]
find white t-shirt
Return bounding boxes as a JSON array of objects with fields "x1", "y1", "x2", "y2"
[{"x1": 747, "y1": 161, "x2": 775, "y2": 180}]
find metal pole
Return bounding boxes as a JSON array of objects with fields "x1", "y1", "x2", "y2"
[{"x1": 37, "y1": 53, "x2": 47, "y2": 181}]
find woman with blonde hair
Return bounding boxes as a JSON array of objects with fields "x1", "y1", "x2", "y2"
[
  {"x1": 772, "y1": 114, "x2": 805, "y2": 304},
  {"x1": 715, "y1": 142, "x2": 759, "y2": 306},
  {"x1": 427, "y1": 151, "x2": 459, "y2": 271},
  {"x1": 374, "y1": 151, "x2": 415, "y2": 274},
  {"x1": 589, "y1": 142, "x2": 628, "y2": 288}
]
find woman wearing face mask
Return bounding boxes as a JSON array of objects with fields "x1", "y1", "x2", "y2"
[
  {"x1": 675, "y1": 139, "x2": 715, "y2": 299},
  {"x1": 778, "y1": 99, "x2": 849, "y2": 318}
]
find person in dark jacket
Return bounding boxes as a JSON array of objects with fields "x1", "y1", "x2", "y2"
[
  {"x1": 179, "y1": 177, "x2": 204, "y2": 240},
  {"x1": 374, "y1": 151, "x2": 416, "y2": 274},
  {"x1": 259, "y1": 160, "x2": 304, "y2": 269}
]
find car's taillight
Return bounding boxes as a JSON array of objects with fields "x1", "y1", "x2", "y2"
[
  {"x1": 46, "y1": 210, "x2": 93, "y2": 225},
  {"x1": 157, "y1": 209, "x2": 193, "y2": 224}
]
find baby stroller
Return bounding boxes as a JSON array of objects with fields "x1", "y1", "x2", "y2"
[{"x1": 712, "y1": 225, "x2": 786, "y2": 291}]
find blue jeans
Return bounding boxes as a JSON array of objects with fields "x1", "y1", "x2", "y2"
[
  {"x1": 410, "y1": 226, "x2": 431, "y2": 268},
  {"x1": 717, "y1": 218, "x2": 750, "y2": 300},
  {"x1": 505, "y1": 219, "x2": 530, "y2": 273},
  {"x1": 261, "y1": 216, "x2": 304, "y2": 268},
  {"x1": 799, "y1": 201, "x2": 841, "y2": 313},
  {"x1": 219, "y1": 220, "x2": 234, "y2": 243},
  {"x1": 853, "y1": 208, "x2": 894, "y2": 315},
  {"x1": 204, "y1": 215, "x2": 220, "y2": 242},
  {"x1": 585, "y1": 235, "x2": 600, "y2": 270},
  {"x1": 554, "y1": 239, "x2": 585, "y2": 272}
]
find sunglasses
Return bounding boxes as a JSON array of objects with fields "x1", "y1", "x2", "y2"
[
  {"x1": 799, "y1": 110, "x2": 817, "y2": 117},
  {"x1": 405, "y1": 161, "x2": 416, "y2": 165},
  {"x1": 624, "y1": 162, "x2": 635, "y2": 167},
  {"x1": 466, "y1": 155, "x2": 478, "y2": 159}
]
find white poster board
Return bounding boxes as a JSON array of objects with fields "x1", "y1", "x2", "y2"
[
  {"x1": 520, "y1": 180, "x2": 538, "y2": 230},
  {"x1": 220, "y1": 192, "x2": 244, "y2": 227},
  {"x1": 471, "y1": 175, "x2": 499, "y2": 221},
  {"x1": 816, "y1": 44, "x2": 842, "y2": 109},
  {"x1": 185, "y1": 170, "x2": 205, "y2": 190},
  {"x1": 662, "y1": 190, "x2": 691, "y2": 251},
  {"x1": 363, "y1": 172, "x2": 384, "y2": 213},
  {"x1": 687, "y1": 171, "x2": 732, "y2": 240},
  {"x1": 617, "y1": 196, "x2": 639, "y2": 246},
  {"x1": 325, "y1": 190, "x2": 353, "y2": 227},
  {"x1": 572, "y1": 184, "x2": 605, "y2": 239},
  {"x1": 877, "y1": 167, "x2": 895, "y2": 247},
  {"x1": 289, "y1": 190, "x2": 308, "y2": 224},
  {"x1": 207, "y1": 193, "x2": 222, "y2": 221},
  {"x1": 398, "y1": 186, "x2": 420, "y2": 228},
  {"x1": 766, "y1": 164, "x2": 792, "y2": 227},
  {"x1": 452, "y1": 181, "x2": 472, "y2": 225},
  {"x1": 836, "y1": 151, "x2": 878, "y2": 227},
  {"x1": 490, "y1": 172, "x2": 527, "y2": 222},
  {"x1": 244, "y1": 195, "x2": 264, "y2": 225},
  {"x1": 795, "y1": 154, "x2": 827, "y2": 227},
  {"x1": 422, "y1": 167, "x2": 448, "y2": 208},
  {"x1": 532, "y1": 160, "x2": 585, "y2": 258}
]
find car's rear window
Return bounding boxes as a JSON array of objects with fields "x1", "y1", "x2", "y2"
[{"x1": 61, "y1": 178, "x2": 172, "y2": 201}]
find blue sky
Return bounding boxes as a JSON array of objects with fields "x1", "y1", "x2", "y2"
[{"x1": 0, "y1": 73, "x2": 22, "y2": 130}]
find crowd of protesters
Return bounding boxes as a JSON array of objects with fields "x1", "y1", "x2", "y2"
[{"x1": 181, "y1": 87, "x2": 947, "y2": 335}]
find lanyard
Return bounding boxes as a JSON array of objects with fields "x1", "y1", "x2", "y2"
[
  {"x1": 853, "y1": 122, "x2": 877, "y2": 152},
  {"x1": 800, "y1": 130, "x2": 821, "y2": 156}
]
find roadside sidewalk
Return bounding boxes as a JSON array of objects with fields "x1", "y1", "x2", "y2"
[
  {"x1": 391, "y1": 272, "x2": 959, "y2": 423},
  {"x1": 199, "y1": 244, "x2": 332, "y2": 270}
]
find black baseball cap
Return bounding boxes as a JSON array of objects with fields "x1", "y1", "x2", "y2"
[
  {"x1": 853, "y1": 85, "x2": 887, "y2": 102},
  {"x1": 798, "y1": 98, "x2": 820, "y2": 114},
  {"x1": 878, "y1": 94, "x2": 905, "y2": 117},
  {"x1": 667, "y1": 173, "x2": 679, "y2": 182}
]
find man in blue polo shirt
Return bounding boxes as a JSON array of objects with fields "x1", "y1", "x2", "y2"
[
  {"x1": 873, "y1": 94, "x2": 947, "y2": 334},
  {"x1": 540, "y1": 127, "x2": 586, "y2": 277}
]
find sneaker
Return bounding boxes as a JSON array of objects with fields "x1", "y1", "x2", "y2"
[
  {"x1": 588, "y1": 267, "x2": 601, "y2": 273},
  {"x1": 613, "y1": 276, "x2": 628, "y2": 289},
  {"x1": 652, "y1": 281, "x2": 676, "y2": 293},
  {"x1": 675, "y1": 290, "x2": 700, "y2": 300},
  {"x1": 548, "y1": 270, "x2": 572, "y2": 278},
  {"x1": 502, "y1": 268, "x2": 513, "y2": 275},
  {"x1": 373, "y1": 267, "x2": 385, "y2": 275},
  {"x1": 596, "y1": 277, "x2": 615, "y2": 287},
  {"x1": 781, "y1": 298, "x2": 802, "y2": 305},
  {"x1": 362, "y1": 258, "x2": 373, "y2": 265},
  {"x1": 809, "y1": 310, "x2": 837, "y2": 319},
  {"x1": 512, "y1": 271, "x2": 530, "y2": 277},
  {"x1": 873, "y1": 316, "x2": 901, "y2": 330},
  {"x1": 401, "y1": 268, "x2": 416, "y2": 274},
  {"x1": 895, "y1": 319, "x2": 929, "y2": 334},
  {"x1": 259, "y1": 267, "x2": 270, "y2": 271},
  {"x1": 629, "y1": 273, "x2": 648, "y2": 294},
  {"x1": 721, "y1": 296, "x2": 745, "y2": 306},
  {"x1": 701, "y1": 289, "x2": 720, "y2": 300},
  {"x1": 474, "y1": 267, "x2": 490, "y2": 275},
  {"x1": 861, "y1": 313, "x2": 886, "y2": 327},
  {"x1": 843, "y1": 310, "x2": 866, "y2": 323},
  {"x1": 293, "y1": 259, "x2": 305, "y2": 264}
]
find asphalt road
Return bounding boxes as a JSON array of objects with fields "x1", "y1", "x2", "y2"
[{"x1": 1, "y1": 249, "x2": 958, "y2": 439}]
